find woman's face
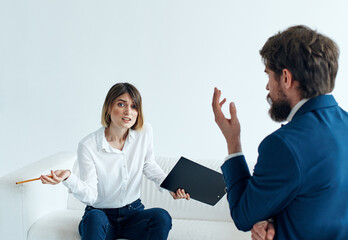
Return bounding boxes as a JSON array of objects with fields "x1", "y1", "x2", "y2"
[{"x1": 109, "y1": 92, "x2": 138, "y2": 130}]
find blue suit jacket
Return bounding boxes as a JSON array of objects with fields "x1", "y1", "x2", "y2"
[{"x1": 221, "y1": 95, "x2": 348, "y2": 239}]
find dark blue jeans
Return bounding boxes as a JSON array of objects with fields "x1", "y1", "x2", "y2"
[{"x1": 78, "y1": 199, "x2": 172, "y2": 240}]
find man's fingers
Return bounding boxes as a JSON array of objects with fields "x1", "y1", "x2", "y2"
[
  {"x1": 212, "y1": 87, "x2": 220, "y2": 109},
  {"x1": 267, "y1": 232, "x2": 275, "y2": 240},
  {"x1": 253, "y1": 226, "x2": 266, "y2": 239},
  {"x1": 212, "y1": 88, "x2": 229, "y2": 124},
  {"x1": 220, "y1": 98, "x2": 226, "y2": 107},
  {"x1": 267, "y1": 222, "x2": 275, "y2": 240},
  {"x1": 251, "y1": 220, "x2": 275, "y2": 240},
  {"x1": 251, "y1": 228, "x2": 263, "y2": 240},
  {"x1": 229, "y1": 102, "x2": 237, "y2": 118},
  {"x1": 253, "y1": 221, "x2": 268, "y2": 239},
  {"x1": 212, "y1": 88, "x2": 224, "y2": 113}
]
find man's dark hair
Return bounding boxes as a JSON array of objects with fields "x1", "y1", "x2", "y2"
[{"x1": 260, "y1": 25, "x2": 339, "y2": 98}]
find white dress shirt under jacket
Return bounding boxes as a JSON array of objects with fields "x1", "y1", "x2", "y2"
[{"x1": 63, "y1": 122, "x2": 166, "y2": 208}]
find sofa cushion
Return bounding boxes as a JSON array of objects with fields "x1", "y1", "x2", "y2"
[
  {"x1": 28, "y1": 210, "x2": 250, "y2": 240},
  {"x1": 171, "y1": 219, "x2": 250, "y2": 240}
]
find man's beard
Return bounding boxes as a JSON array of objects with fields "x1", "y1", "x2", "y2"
[{"x1": 267, "y1": 94, "x2": 291, "y2": 122}]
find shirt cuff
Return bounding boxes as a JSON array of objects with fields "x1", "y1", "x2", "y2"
[
  {"x1": 225, "y1": 152, "x2": 243, "y2": 161},
  {"x1": 62, "y1": 172, "x2": 78, "y2": 193}
]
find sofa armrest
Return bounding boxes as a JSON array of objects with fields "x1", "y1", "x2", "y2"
[{"x1": 0, "y1": 152, "x2": 76, "y2": 240}]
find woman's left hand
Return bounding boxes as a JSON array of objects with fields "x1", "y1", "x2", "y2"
[{"x1": 170, "y1": 189, "x2": 190, "y2": 200}]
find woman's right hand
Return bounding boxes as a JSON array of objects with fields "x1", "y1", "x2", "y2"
[{"x1": 40, "y1": 169, "x2": 71, "y2": 185}]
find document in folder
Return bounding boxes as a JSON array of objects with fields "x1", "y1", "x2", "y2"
[{"x1": 160, "y1": 157, "x2": 226, "y2": 206}]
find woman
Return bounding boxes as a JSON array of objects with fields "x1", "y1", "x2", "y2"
[{"x1": 41, "y1": 82, "x2": 189, "y2": 240}]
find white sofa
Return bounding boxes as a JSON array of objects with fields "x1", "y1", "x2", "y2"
[{"x1": 0, "y1": 152, "x2": 250, "y2": 240}]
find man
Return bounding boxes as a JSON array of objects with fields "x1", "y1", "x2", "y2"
[{"x1": 212, "y1": 25, "x2": 348, "y2": 239}]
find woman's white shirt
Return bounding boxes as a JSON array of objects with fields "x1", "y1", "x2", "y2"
[{"x1": 63, "y1": 123, "x2": 166, "y2": 208}]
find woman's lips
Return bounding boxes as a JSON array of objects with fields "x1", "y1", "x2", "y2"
[{"x1": 122, "y1": 117, "x2": 131, "y2": 122}]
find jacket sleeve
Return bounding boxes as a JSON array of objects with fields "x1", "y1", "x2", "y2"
[{"x1": 221, "y1": 133, "x2": 301, "y2": 231}]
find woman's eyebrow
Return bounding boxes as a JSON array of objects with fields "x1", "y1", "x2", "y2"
[{"x1": 116, "y1": 99, "x2": 135, "y2": 105}]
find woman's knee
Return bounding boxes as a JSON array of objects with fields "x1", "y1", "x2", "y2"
[
  {"x1": 80, "y1": 209, "x2": 109, "y2": 233},
  {"x1": 84, "y1": 209, "x2": 108, "y2": 224},
  {"x1": 79, "y1": 209, "x2": 111, "y2": 240},
  {"x1": 150, "y1": 208, "x2": 172, "y2": 228}
]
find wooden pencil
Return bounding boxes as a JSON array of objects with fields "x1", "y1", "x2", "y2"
[{"x1": 16, "y1": 175, "x2": 53, "y2": 184}]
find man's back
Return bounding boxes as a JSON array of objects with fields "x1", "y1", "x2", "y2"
[{"x1": 271, "y1": 95, "x2": 348, "y2": 239}]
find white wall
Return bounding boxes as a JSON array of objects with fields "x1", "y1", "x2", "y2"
[{"x1": 1, "y1": 0, "x2": 348, "y2": 178}]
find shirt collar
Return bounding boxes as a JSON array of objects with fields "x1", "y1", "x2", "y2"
[
  {"x1": 128, "y1": 128, "x2": 136, "y2": 141},
  {"x1": 286, "y1": 98, "x2": 310, "y2": 122}
]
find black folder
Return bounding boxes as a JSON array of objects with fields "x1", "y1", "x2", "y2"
[{"x1": 160, "y1": 157, "x2": 226, "y2": 206}]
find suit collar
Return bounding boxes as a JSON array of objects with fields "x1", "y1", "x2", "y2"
[{"x1": 292, "y1": 94, "x2": 337, "y2": 120}]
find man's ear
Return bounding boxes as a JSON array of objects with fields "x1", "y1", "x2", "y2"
[{"x1": 281, "y1": 69, "x2": 294, "y2": 90}]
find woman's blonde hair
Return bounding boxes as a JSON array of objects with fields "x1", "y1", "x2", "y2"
[{"x1": 101, "y1": 83, "x2": 144, "y2": 130}]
